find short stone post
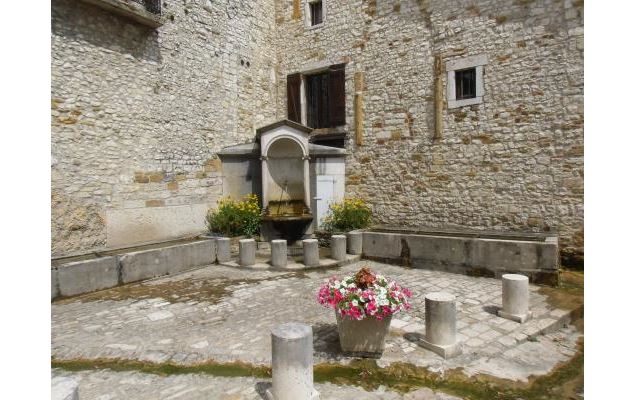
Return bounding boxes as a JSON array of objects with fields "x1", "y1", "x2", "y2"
[
  {"x1": 216, "y1": 237, "x2": 231, "y2": 263},
  {"x1": 271, "y1": 239, "x2": 287, "y2": 268},
  {"x1": 52, "y1": 377, "x2": 79, "y2": 400},
  {"x1": 421, "y1": 292, "x2": 461, "y2": 358},
  {"x1": 330, "y1": 235, "x2": 346, "y2": 261},
  {"x1": 239, "y1": 238, "x2": 256, "y2": 267},
  {"x1": 303, "y1": 239, "x2": 320, "y2": 267},
  {"x1": 498, "y1": 274, "x2": 531, "y2": 323},
  {"x1": 266, "y1": 323, "x2": 320, "y2": 400},
  {"x1": 346, "y1": 231, "x2": 363, "y2": 255}
]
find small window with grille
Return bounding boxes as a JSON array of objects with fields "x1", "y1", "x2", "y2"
[
  {"x1": 455, "y1": 68, "x2": 476, "y2": 100},
  {"x1": 446, "y1": 54, "x2": 488, "y2": 108},
  {"x1": 308, "y1": 1, "x2": 324, "y2": 27}
]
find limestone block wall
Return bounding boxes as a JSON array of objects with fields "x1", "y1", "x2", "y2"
[
  {"x1": 51, "y1": 0, "x2": 279, "y2": 254},
  {"x1": 274, "y1": 0, "x2": 584, "y2": 264}
]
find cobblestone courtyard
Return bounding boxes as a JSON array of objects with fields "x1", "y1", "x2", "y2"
[{"x1": 52, "y1": 261, "x2": 582, "y2": 399}]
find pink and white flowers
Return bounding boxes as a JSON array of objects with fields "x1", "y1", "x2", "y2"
[{"x1": 317, "y1": 267, "x2": 412, "y2": 321}]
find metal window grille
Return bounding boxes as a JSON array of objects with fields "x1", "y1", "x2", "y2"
[
  {"x1": 455, "y1": 68, "x2": 476, "y2": 100},
  {"x1": 310, "y1": 1, "x2": 323, "y2": 26}
]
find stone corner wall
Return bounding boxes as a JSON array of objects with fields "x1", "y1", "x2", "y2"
[{"x1": 51, "y1": 0, "x2": 279, "y2": 255}]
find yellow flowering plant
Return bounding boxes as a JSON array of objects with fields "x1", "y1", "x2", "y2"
[
  {"x1": 205, "y1": 194, "x2": 262, "y2": 237},
  {"x1": 322, "y1": 197, "x2": 372, "y2": 232}
]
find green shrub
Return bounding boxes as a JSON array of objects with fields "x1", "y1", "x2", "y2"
[
  {"x1": 205, "y1": 194, "x2": 262, "y2": 237},
  {"x1": 322, "y1": 197, "x2": 372, "y2": 232}
]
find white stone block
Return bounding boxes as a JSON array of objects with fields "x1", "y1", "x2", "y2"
[
  {"x1": 266, "y1": 323, "x2": 319, "y2": 400},
  {"x1": 239, "y1": 239, "x2": 256, "y2": 266},
  {"x1": 421, "y1": 292, "x2": 462, "y2": 358},
  {"x1": 330, "y1": 235, "x2": 346, "y2": 261},
  {"x1": 303, "y1": 239, "x2": 319, "y2": 267},
  {"x1": 271, "y1": 239, "x2": 287, "y2": 268},
  {"x1": 498, "y1": 274, "x2": 532, "y2": 323},
  {"x1": 216, "y1": 237, "x2": 231, "y2": 263}
]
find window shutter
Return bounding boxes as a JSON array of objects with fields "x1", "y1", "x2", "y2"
[
  {"x1": 287, "y1": 73, "x2": 302, "y2": 123},
  {"x1": 328, "y1": 64, "x2": 346, "y2": 127}
]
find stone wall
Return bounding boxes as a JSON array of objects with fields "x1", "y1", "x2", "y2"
[
  {"x1": 274, "y1": 0, "x2": 584, "y2": 265},
  {"x1": 51, "y1": 0, "x2": 279, "y2": 254},
  {"x1": 52, "y1": 0, "x2": 584, "y2": 265}
]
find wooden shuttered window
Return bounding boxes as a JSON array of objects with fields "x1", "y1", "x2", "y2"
[
  {"x1": 287, "y1": 73, "x2": 302, "y2": 123},
  {"x1": 286, "y1": 64, "x2": 346, "y2": 128},
  {"x1": 328, "y1": 64, "x2": 346, "y2": 127}
]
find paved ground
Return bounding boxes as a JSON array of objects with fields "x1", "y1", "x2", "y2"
[
  {"x1": 52, "y1": 260, "x2": 582, "y2": 398},
  {"x1": 52, "y1": 369, "x2": 462, "y2": 400}
]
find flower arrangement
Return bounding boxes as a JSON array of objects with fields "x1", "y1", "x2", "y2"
[
  {"x1": 322, "y1": 197, "x2": 372, "y2": 233},
  {"x1": 317, "y1": 267, "x2": 412, "y2": 321},
  {"x1": 205, "y1": 194, "x2": 262, "y2": 236}
]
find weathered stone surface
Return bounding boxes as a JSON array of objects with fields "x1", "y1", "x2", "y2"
[
  {"x1": 330, "y1": 235, "x2": 347, "y2": 261},
  {"x1": 216, "y1": 237, "x2": 231, "y2": 263},
  {"x1": 120, "y1": 240, "x2": 215, "y2": 284},
  {"x1": 51, "y1": 376, "x2": 79, "y2": 400},
  {"x1": 270, "y1": 240, "x2": 287, "y2": 268},
  {"x1": 302, "y1": 239, "x2": 319, "y2": 267},
  {"x1": 239, "y1": 239, "x2": 256, "y2": 266},
  {"x1": 57, "y1": 256, "x2": 119, "y2": 297},
  {"x1": 52, "y1": 261, "x2": 579, "y2": 382}
]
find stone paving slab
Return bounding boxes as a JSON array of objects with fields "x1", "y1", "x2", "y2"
[
  {"x1": 52, "y1": 261, "x2": 581, "y2": 382},
  {"x1": 220, "y1": 254, "x2": 360, "y2": 271},
  {"x1": 51, "y1": 369, "x2": 462, "y2": 400}
]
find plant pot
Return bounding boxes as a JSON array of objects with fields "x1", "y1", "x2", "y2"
[{"x1": 335, "y1": 311, "x2": 392, "y2": 356}]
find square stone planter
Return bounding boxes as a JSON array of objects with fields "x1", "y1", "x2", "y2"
[{"x1": 335, "y1": 311, "x2": 392, "y2": 356}]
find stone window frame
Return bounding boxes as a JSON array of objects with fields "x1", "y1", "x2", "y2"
[
  {"x1": 446, "y1": 54, "x2": 488, "y2": 109},
  {"x1": 304, "y1": 0, "x2": 326, "y2": 30}
]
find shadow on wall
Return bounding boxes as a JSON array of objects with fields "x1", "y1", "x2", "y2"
[{"x1": 52, "y1": 0, "x2": 161, "y2": 64}]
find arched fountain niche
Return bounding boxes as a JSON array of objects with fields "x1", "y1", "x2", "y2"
[
  {"x1": 261, "y1": 132, "x2": 312, "y2": 244},
  {"x1": 217, "y1": 120, "x2": 347, "y2": 246}
]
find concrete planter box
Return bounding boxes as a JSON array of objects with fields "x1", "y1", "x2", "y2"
[{"x1": 335, "y1": 311, "x2": 392, "y2": 355}]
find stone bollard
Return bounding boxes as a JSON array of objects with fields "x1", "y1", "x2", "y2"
[
  {"x1": 498, "y1": 274, "x2": 532, "y2": 323},
  {"x1": 271, "y1": 240, "x2": 288, "y2": 268},
  {"x1": 216, "y1": 237, "x2": 231, "y2": 263},
  {"x1": 303, "y1": 239, "x2": 320, "y2": 267},
  {"x1": 266, "y1": 323, "x2": 320, "y2": 400},
  {"x1": 330, "y1": 235, "x2": 347, "y2": 261},
  {"x1": 346, "y1": 231, "x2": 363, "y2": 255},
  {"x1": 52, "y1": 377, "x2": 79, "y2": 400},
  {"x1": 421, "y1": 292, "x2": 461, "y2": 358},
  {"x1": 239, "y1": 238, "x2": 256, "y2": 267}
]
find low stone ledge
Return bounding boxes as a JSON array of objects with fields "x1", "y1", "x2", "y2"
[
  {"x1": 121, "y1": 239, "x2": 215, "y2": 284},
  {"x1": 57, "y1": 256, "x2": 119, "y2": 297},
  {"x1": 362, "y1": 231, "x2": 559, "y2": 285},
  {"x1": 52, "y1": 239, "x2": 216, "y2": 299}
]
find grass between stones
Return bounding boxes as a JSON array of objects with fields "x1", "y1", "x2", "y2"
[{"x1": 52, "y1": 338, "x2": 583, "y2": 400}]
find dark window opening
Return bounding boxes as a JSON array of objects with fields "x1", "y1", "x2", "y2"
[
  {"x1": 455, "y1": 68, "x2": 476, "y2": 100},
  {"x1": 287, "y1": 64, "x2": 345, "y2": 129},
  {"x1": 310, "y1": 1, "x2": 323, "y2": 26},
  {"x1": 307, "y1": 72, "x2": 330, "y2": 129}
]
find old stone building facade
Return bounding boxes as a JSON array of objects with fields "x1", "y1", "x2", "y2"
[{"x1": 52, "y1": 0, "x2": 583, "y2": 265}]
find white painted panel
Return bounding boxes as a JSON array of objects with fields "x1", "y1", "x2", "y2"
[{"x1": 316, "y1": 175, "x2": 335, "y2": 228}]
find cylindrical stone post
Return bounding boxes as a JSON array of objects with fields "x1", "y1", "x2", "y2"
[
  {"x1": 271, "y1": 239, "x2": 288, "y2": 268},
  {"x1": 421, "y1": 292, "x2": 461, "y2": 358},
  {"x1": 216, "y1": 237, "x2": 231, "y2": 263},
  {"x1": 498, "y1": 274, "x2": 531, "y2": 323},
  {"x1": 303, "y1": 239, "x2": 319, "y2": 267},
  {"x1": 239, "y1": 238, "x2": 256, "y2": 267},
  {"x1": 266, "y1": 323, "x2": 319, "y2": 400},
  {"x1": 346, "y1": 231, "x2": 363, "y2": 255},
  {"x1": 330, "y1": 235, "x2": 346, "y2": 261}
]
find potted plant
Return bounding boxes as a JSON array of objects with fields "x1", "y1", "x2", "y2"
[{"x1": 317, "y1": 266, "x2": 412, "y2": 355}]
